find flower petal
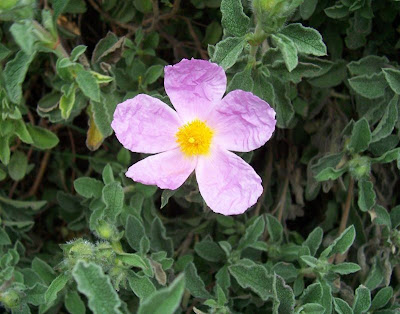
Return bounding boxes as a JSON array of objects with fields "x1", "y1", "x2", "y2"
[
  {"x1": 207, "y1": 90, "x2": 276, "y2": 152},
  {"x1": 126, "y1": 149, "x2": 196, "y2": 190},
  {"x1": 111, "y1": 94, "x2": 182, "y2": 154},
  {"x1": 164, "y1": 59, "x2": 227, "y2": 122},
  {"x1": 196, "y1": 147, "x2": 262, "y2": 215}
]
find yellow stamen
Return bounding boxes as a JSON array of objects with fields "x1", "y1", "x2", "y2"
[{"x1": 176, "y1": 119, "x2": 214, "y2": 156}]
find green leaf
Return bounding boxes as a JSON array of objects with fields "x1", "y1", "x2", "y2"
[
  {"x1": 14, "y1": 120, "x2": 33, "y2": 144},
  {"x1": 383, "y1": 68, "x2": 400, "y2": 94},
  {"x1": 309, "y1": 60, "x2": 347, "y2": 88},
  {"x1": 72, "y1": 261, "x2": 122, "y2": 314},
  {"x1": 70, "y1": 45, "x2": 87, "y2": 62},
  {"x1": 270, "y1": 79, "x2": 294, "y2": 128},
  {"x1": 102, "y1": 164, "x2": 114, "y2": 184},
  {"x1": 4, "y1": 50, "x2": 36, "y2": 104},
  {"x1": 300, "y1": 282, "x2": 322, "y2": 304},
  {"x1": 331, "y1": 262, "x2": 361, "y2": 275},
  {"x1": 348, "y1": 118, "x2": 371, "y2": 153},
  {"x1": 228, "y1": 264, "x2": 273, "y2": 300},
  {"x1": 0, "y1": 136, "x2": 11, "y2": 165},
  {"x1": 53, "y1": 0, "x2": 72, "y2": 18},
  {"x1": 43, "y1": 273, "x2": 69, "y2": 310},
  {"x1": 314, "y1": 167, "x2": 347, "y2": 182},
  {"x1": 160, "y1": 190, "x2": 176, "y2": 209},
  {"x1": 91, "y1": 93, "x2": 118, "y2": 138},
  {"x1": 74, "y1": 177, "x2": 104, "y2": 198},
  {"x1": 228, "y1": 67, "x2": 254, "y2": 92},
  {"x1": 32, "y1": 257, "x2": 56, "y2": 286},
  {"x1": 184, "y1": 262, "x2": 212, "y2": 299},
  {"x1": 137, "y1": 274, "x2": 185, "y2": 314},
  {"x1": 64, "y1": 290, "x2": 85, "y2": 314},
  {"x1": 348, "y1": 56, "x2": 389, "y2": 76},
  {"x1": 10, "y1": 20, "x2": 36, "y2": 54},
  {"x1": 300, "y1": 0, "x2": 318, "y2": 19},
  {"x1": 0, "y1": 195, "x2": 46, "y2": 210},
  {"x1": 76, "y1": 70, "x2": 100, "y2": 102},
  {"x1": 390, "y1": 205, "x2": 400, "y2": 228},
  {"x1": 357, "y1": 179, "x2": 376, "y2": 212},
  {"x1": 151, "y1": 217, "x2": 173, "y2": 257},
  {"x1": 125, "y1": 215, "x2": 146, "y2": 252},
  {"x1": 303, "y1": 227, "x2": 323, "y2": 256},
  {"x1": 117, "y1": 253, "x2": 148, "y2": 270},
  {"x1": 0, "y1": 227, "x2": 11, "y2": 245},
  {"x1": 8, "y1": 151, "x2": 27, "y2": 181},
  {"x1": 353, "y1": 285, "x2": 371, "y2": 314},
  {"x1": 133, "y1": 0, "x2": 152, "y2": 13},
  {"x1": 325, "y1": 3, "x2": 348, "y2": 18},
  {"x1": 271, "y1": 34, "x2": 298, "y2": 72},
  {"x1": 272, "y1": 274, "x2": 295, "y2": 314},
  {"x1": 60, "y1": 84, "x2": 77, "y2": 120},
  {"x1": 194, "y1": 238, "x2": 225, "y2": 262},
  {"x1": 266, "y1": 214, "x2": 283, "y2": 243},
  {"x1": 280, "y1": 23, "x2": 327, "y2": 56},
  {"x1": 348, "y1": 73, "x2": 387, "y2": 99},
  {"x1": 272, "y1": 262, "x2": 298, "y2": 282},
  {"x1": 321, "y1": 225, "x2": 355, "y2": 258},
  {"x1": 220, "y1": 0, "x2": 250, "y2": 37},
  {"x1": 27, "y1": 125, "x2": 59, "y2": 149},
  {"x1": 300, "y1": 255, "x2": 318, "y2": 268},
  {"x1": 203, "y1": 21, "x2": 222, "y2": 45},
  {"x1": 26, "y1": 283, "x2": 47, "y2": 306},
  {"x1": 212, "y1": 37, "x2": 246, "y2": 70},
  {"x1": 144, "y1": 65, "x2": 163, "y2": 85},
  {"x1": 237, "y1": 216, "x2": 265, "y2": 250},
  {"x1": 320, "y1": 280, "x2": 333, "y2": 314},
  {"x1": 371, "y1": 286, "x2": 393, "y2": 310},
  {"x1": 128, "y1": 272, "x2": 156, "y2": 300},
  {"x1": 371, "y1": 95, "x2": 398, "y2": 143},
  {"x1": 0, "y1": 43, "x2": 11, "y2": 61},
  {"x1": 370, "y1": 148, "x2": 400, "y2": 164},
  {"x1": 334, "y1": 298, "x2": 354, "y2": 314},
  {"x1": 102, "y1": 181, "x2": 124, "y2": 222},
  {"x1": 372, "y1": 205, "x2": 392, "y2": 228}
]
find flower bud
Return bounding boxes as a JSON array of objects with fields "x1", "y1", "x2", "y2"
[
  {"x1": 348, "y1": 156, "x2": 371, "y2": 180},
  {"x1": 61, "y1": 239, "x2": 95, "y2": 268},
  {"x1": 96, "y1": 220, "x2": 116, "y2": 240},
  {"x1": 252, "y1": 0, "x2": 303, "y2": 33},
  {"x1": 95, "y1": 242, "x2": 116, "y2": 269},
  {"x1": 0, "y1": 290, "x2": 21, "y2": 309}
]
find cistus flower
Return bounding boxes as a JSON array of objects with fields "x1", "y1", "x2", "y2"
[{"x1": 111, "y1": 59, "x2": 276, "y2": 215}]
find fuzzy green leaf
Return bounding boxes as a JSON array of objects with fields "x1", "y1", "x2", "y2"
[
  {"x1": 358, "y1": 179, "x2": 376, "y2": 212},
  {"x1": 353, "y1": 285, "x2": 371, "y2": 314},
  {"x1": 212, "y1": 37, "x2": 246, "y2": 70},
  {"x1": 73, "y1": 261, "x2": 122, "y2": 314},
  {"x1": 220, "y1": 0, "x2": 250, "y2": 37},
  {"x1": 229, "y1": 264, "x2": 273, "y2": 301},
  {"x1": 280, "y1": 23, "x2": 327, "y2": 56},
  {"x1": 137, "y1": 274, "x2": 185, "y2": 314},
  {"x1": 271, "y1": 34, "x2": 298, "y2": 72}
]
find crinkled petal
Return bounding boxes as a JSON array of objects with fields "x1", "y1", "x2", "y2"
[
  {"x1": 207, "y1": 90, "x2": 276, "y2": 152},
  {"x1": 111, "y1": 94, "x2": 182, "y2": 154},
  {"x1": 196, "y1": 147, "x2": 263, "y2": 215},
  {"x1": 126, "y1": 149, "x2": 196, "y2": 190},
  {"x1": 164, "y1": 58, "x2": 227, "y2": 122}
]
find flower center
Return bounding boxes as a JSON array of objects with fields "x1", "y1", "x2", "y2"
[{"x1": 176, "y1": 119, "x2": 214, "y2": 156}]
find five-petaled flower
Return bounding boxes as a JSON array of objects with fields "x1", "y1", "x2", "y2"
[{"x1": 111, "y1": 59, "x2": 276, "y2": 215}]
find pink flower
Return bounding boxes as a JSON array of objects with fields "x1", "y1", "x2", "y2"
[{"x1": 111, "y1": 59, "x2": 276, "y2": 215}]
